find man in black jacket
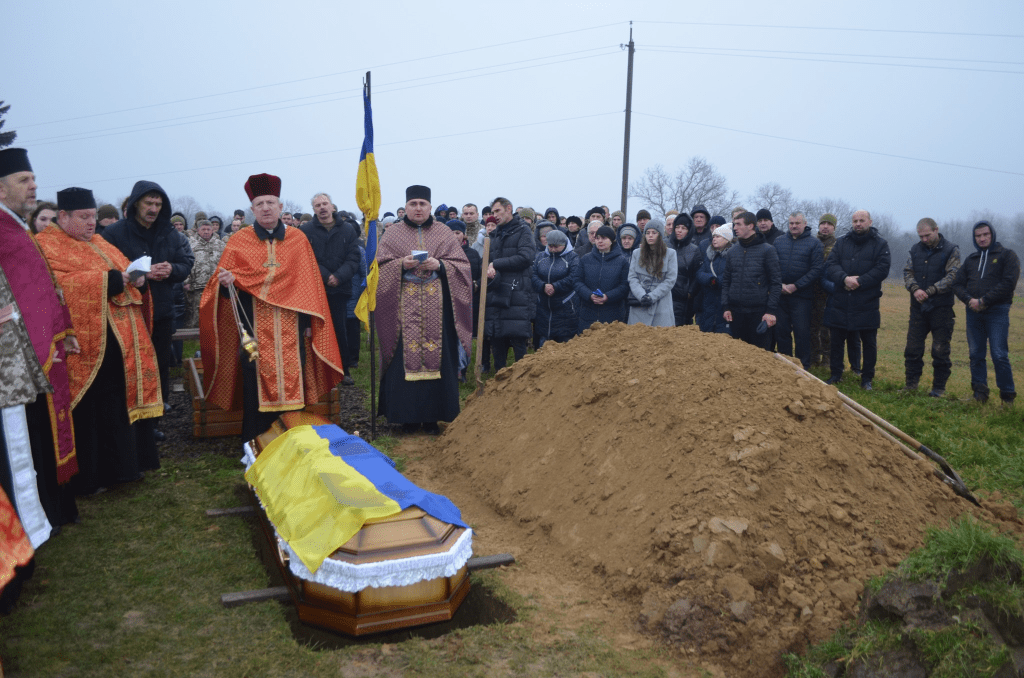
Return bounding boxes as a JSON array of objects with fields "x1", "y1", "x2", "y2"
[
  {"x1": 102, "y1": 180, "x2": 195, "y2": 432},
  {"x1": 823, "y1": 210, "x2": 891, "y2": 390},
  {"x1": 484, "y1": 197, "x2": 536, "y2": 370},
  {"x1": 774, "y1": 212, "x2": 824, "y2": 369},
  {"x1": 300, "y1": 192, "x2": 361, "y2": 384},
  {"x1": 721, "y1": 211, "x2": 781, "y2": 349},
  {"x1": 902, "y1": 218, "x2": 960, "y2": 397},
  {"x1": 952, "y1": 220, "x2": 1020, "y2": 404}
]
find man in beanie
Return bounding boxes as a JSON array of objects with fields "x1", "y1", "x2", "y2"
[
  {"x1": 953, "y1": 220, "x2": 1020, "y2": 404},
  {"x1": 756, "y1": 208, "x2": 782, "y2": 245},
  {"x1": 102, "y1": 180, "x2": 194, "y2": 436},
  {"x1": 0, "y1": 149, "x2": 80, "y2": 537},
  {"x1": 721, "y1": 212, "x2": 782, "y2": 349},
  {"x1": 690, "y1": 204, "x2": 713, "y2": 251},
  {"x1": 635, "y1": 209, "x2": 651, "y2": 231},
  {"x1": 485, "y1": 197, "x2": 536, "y2": 371},
  {"x1": 95, "y1": 204, "x2": 120, "y2": 236},
  {"x1": 810, "y1": 214, "x2": 838, "y2": 367},
  {"x1": 200, "y1": 174, "x2": 343, "y2": 441},
  {"x1": 301, "y1": 192, "x2": 361, "y2": 385},
  {"x1": 902, "y1": 217, "x2": 960, "y2": 397},
  {"x1": 518, "y1": 207, "x2": 536, "y2": 230},
  {"x1": 824, "y1": 210, "x2": 891, "y2": 390},
  {"x1": 447, "y1": 219, "x2": 482, "y2": 372},
  {"x1": 374, "y1": 185, "x2": 473, "y2": 434},
  {"x1": 37, "y1": 188, "x2": 162, "y2": 495},
  {"x1": 183, "y1": 220, "x2": 226, "y2": 328}
]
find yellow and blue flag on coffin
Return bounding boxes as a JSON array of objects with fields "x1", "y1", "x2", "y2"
[
  {"x1": 354, "y1": 88, "x2": 380, "y2": 331},
  {"x1": 245, "y1": 424, "x2": 466, "y2": 572}
]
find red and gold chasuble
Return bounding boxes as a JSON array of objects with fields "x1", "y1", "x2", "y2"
[
  {"x1": 199, "y1": 226, "x2": 343, "y2": 413},
  {"x1": 375, "y1": 218, "x2": 473, "y2": 379},
  {"x1": 0, "y1": 484, "x2": 33, "y2": 591},
  {"x1": 36, "y1": 226, "x2": 163, "y2": 424},
  {"x1": 0, "y1": 210, "x2": 77, "y2": 483}
]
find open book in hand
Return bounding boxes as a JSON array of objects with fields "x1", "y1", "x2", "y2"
[{"x1": 126, "y1": 255, "x2": 152, "y2": 282}]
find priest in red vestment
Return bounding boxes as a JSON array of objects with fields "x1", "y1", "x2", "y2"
[
  {"x1": 37, "y1": 188, "x2": 163, "y2": 494},
  {"x1": 0, "y1": 148, "x2": 79, "y2": 533},
  {"x1": 375, "y1": 185, "x2": 473, "y2": 434},
  {"x1": 199, "y1": 173, "x2": 343, "y2": 441}
]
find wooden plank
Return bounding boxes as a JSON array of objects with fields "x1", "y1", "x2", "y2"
[
  {"x1": 193, "y1": 409, "x2": 244, "y2": 425},
  {"x1": 173, "y1": 327, "x2": 200, "y2": 342},
  {"x1": 188, "y1": 357, "x2": 205, "y2": 401},
  {"x1": 221, "y1": 586, "x2": 291, "y2": 608},
  {"x1": 194, "y1": 421, "x2": 243, "y2": 437},
  {"x1": 205, "y1": 506, "x2": 257, "y2": 517},
  {"x1": 467, "y1": 553, "x2": 516, "y2": 572}
]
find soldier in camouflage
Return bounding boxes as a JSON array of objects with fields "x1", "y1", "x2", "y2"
[{"x1": 183, "y1": 220, "x2": 225, "y2": 328}]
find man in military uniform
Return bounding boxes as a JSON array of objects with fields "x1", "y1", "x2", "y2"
[{"x1": 183, "y1": 220, "x2": 225, "y2": 328}]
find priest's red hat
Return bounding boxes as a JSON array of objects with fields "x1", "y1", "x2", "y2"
[{"x1": 244, "y1": 173, "x2": 281, "y2": 201}]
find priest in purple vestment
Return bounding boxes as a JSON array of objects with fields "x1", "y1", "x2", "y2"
[{"x1": 374, "y1": 185, "x2": 473, "y2": 434}]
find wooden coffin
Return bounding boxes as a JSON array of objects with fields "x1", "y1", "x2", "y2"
[
  {"x1": 187, "y1": 358, "x2": 341, "y2": 437},
  {"x1": 248, "y1": 412, "x2": 470, "y2": 636}
]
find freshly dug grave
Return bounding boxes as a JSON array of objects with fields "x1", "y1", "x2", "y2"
[{"x1": 432, "y1": 322, "x2": 1020, "y2": 677}]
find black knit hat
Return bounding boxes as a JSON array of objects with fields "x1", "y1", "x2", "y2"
[
  {"x1": 446, "y1": 219, "x2": 466, "y2": 233},
  {"x1": 709, "y1": 215, "x2": 726, "y2": 226},
  {"x1": 755, "y1": 208, "x2": 773, "y2": 223},
  {"x1": 595, "y1": 225, "x2": 617, "y2": 241},
  {"x1": 56, "y1": 187, "x2": 96, "y2": 211},
  {"x1": 566, "y1": 215, "x2": 583, "y2": 228}
]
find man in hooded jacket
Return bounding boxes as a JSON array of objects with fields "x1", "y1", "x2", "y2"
[
  {"x1": 484, "y1": 197, "x2": 536, "y2": 370},
  {"x1": 102, "y1": 181, "x2": 195, "y2": 427},
  {"x1": 952, "y1": 220, "x2": 1019, "y2": 404}
]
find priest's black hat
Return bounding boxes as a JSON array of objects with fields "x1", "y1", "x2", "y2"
[
  {"x1": 0, "y1": 148, "x2": 32, "y2": 178},
  {"x1": 406, "y1": 185, "x2": 431, "y2": 203},
  {"x1": 56, "y1": 187, "x2": 96, "y2": 211}
]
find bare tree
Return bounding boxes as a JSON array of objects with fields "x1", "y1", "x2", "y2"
[
  {"x1": 282, "y1": 199, "x2": 304, "y2": 216},
  {"x1": 802, "y1": 197, "x2": 855, "y2": 235},
  {"x1": 629, "y1": 157, "x2": 739, "y2": 219},
  {"x1": 748, "y1": 182, "x2": 796, "y2": 220},
  {"x1": 0, "y1": 101, "x2": 15, "y2": 149},
  {"x1": 170, "y1": 194, "x2": 203, "y2": 224}
]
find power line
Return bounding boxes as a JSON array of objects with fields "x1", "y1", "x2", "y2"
[
  {"x1": 634, "y1": 111, "x2": 1024, "y2": 177},
  {"x1": 23, "y1": 46, "x2": 622, "y2": 145},
  {"x1": 39, "y1": 111, "x2": 621, "y2": 190},
  {"x1": 27, "y1": 51, "x2": 621, "y2": 148},
  {"x1": 645, "y1": 44, "x2": 1024, "y2": 66},
  {"x1": 20, "y1": 21, "x2": 625, "y2": 131},
  {"x1": 634, "y1": 20, "x2": 1024, "y2": 39},
  {"x1": 643, "y1": 48, "x2": 1024, "y2": 75}
]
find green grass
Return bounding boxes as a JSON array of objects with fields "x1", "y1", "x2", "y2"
[{"x1": 898, "y1": 515, "x2": 1024, "y2": 582}]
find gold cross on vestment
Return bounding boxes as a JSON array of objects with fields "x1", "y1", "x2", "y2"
[{"x1": 263, "y1": 241, "x2": 280, "y2": 269}]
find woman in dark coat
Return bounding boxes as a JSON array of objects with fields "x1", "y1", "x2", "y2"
[
  {"x1": 531, "y1": 229, "x2": 580, "y2": 345},
  {"x1": 574, "y1": 225, "x2": 630, "y2": 332},
  {"x1": 667, "y1": 213, "x2": 702, "y2": 326},
  {"x1": 696, "y1": 223, "x2": 734, "y2": 333}
]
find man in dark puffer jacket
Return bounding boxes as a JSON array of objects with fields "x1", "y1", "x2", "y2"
[
  {"x1": 952, "y1": 220, "x2": 1020, "y2": 404},
  {"x1": 484, "y1": 197, "x2": 536, "y2": 371},
  {"x1": 773, "y1": 212, "x2": 824, "y2": 369},
  {"x1": 721, "y1": 211, "x2": 782, "y2": 349},
  {"x1": 823, "y1": 210, "x2": 891, "y2": 390}
]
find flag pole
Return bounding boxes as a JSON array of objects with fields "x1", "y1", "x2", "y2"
[{"x1": 365, "y1": 70, "x2": 377, "y2": 441}]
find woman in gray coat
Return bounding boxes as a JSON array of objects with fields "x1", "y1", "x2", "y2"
[{"x1": 627, "y1": 220, "x2": 678, "y2": 327}]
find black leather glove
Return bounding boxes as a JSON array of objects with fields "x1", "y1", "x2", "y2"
[{"x1": 640, "y1": 295, "x2": 653, "y2": 307}]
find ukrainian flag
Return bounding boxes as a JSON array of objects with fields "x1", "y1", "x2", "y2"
[
  {"x1": 354, "y1": 87, "x2": 380, "y2": 331},
  {"x1": 246, "y1": 424, "x2": 467, "y2": 572}
]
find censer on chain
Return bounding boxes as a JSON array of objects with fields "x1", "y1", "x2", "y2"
[{"x1": 227, "y1": 281, "x2": 259, "y2": 362}]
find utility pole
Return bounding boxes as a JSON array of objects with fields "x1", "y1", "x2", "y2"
[{"x1": 619, "y1": 23, "x2": 635, "y2": 215}]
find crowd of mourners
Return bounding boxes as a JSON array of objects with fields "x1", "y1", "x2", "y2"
[{"x1": 1, "y1": 142, "x2": 1020, "y2": 619}]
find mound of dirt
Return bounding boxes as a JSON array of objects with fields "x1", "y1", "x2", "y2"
[{"x1": 432, "y1": 322, "x2": 1018, "y2": 677}]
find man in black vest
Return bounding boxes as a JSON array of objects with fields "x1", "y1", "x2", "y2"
[{"x1": 902, "y1": 218, "x2": 960, "y2": 397}]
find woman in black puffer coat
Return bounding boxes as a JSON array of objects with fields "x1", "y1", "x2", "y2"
[
  {"x1": 484, "y1": 212, "x2": 536, "y2": 370},
  {"x1": 667, "y1": 213, "x2": 702, "y2": 326}
]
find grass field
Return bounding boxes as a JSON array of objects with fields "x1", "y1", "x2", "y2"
[{"x1": 1, "y1": 285, "x2": 1021, "y2": 677}]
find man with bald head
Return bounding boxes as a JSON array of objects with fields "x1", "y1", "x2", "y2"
[{"x1": 823, "y1": 210, "x2": 891, "y2": 390}]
